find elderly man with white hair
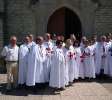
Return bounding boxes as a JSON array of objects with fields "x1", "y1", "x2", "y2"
[
  {"x1": 1, "y1": 36, "x2": 19, "y2": 90},
  {"x1": 18, "y1": 36, "x2": 31, "y2": 87}
]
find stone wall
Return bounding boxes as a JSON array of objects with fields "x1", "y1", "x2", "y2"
[
  {"x1": 0, "y1": 0, "x2": 112, "y2": 42},
  {"x1": 95, "y1": 6, "x2": 112, "y2": 35},
  {"x1": 0, "y1": 19, "x2": 3, "y2": 50},
  {"x1": 30, "y1": 0, "x2": 97, "y2": 36},
  {"x1": 0, "y1": 0, "x2": 4, "y2": 50},
  {"x1": 6, "y1": 0, "x2": 36, "y2": 41}
]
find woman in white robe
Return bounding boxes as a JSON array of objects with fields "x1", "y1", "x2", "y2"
[
  {"x1": 74, "y1": 40, "x2": 82, "y2": 79},
  {"x1": 83, "y1": 40, "x2": 95, "y2": 78},
  {"x1": 88, "y1": 44, "x2": 96, "y2": 78},
  {"x1": 63, "y1": 39, "x2": 76, "y2": 85},
  {"x1": 49, "y1": 40, "x2": 66, "y2": 89},
  {"x1": 79, "y1": 44, "x2": 85, "y2": 79}
]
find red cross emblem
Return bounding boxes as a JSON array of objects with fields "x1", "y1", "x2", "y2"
[
  {"x1": 46, "y1": 48, "x2": 51, "y2": 51},
  {"x1": 46, "y1": 48, "x2": 51, "y2": 53},
  {"x1": 68, "y1": 52, "x2": 74, "y2": 60},
  {"x1": 83, "y1": 51, "x2": 90, "y2": 57},
  {"x1": 80, "y1": 53, "x2": 85, "y2": 62}
]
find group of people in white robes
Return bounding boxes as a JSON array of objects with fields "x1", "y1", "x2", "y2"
[{"x1": 14, "y1": 33, "x2": 112, "y2": 90}]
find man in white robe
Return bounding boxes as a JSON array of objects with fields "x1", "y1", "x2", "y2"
[
  {"x1": 49, "y1": 40, "x2": 66, "y2": 89},
  {"x1": 92, "y1": 34, "x2": 98, "y2": 48},
  {"x1": 35, "y1": 37, "x2": 46, "y2": 84},
  {"x1": 44, "y1": 33, "x2": 54, "y2": 49},
  {"x1": 26, "y1": 46, "x2": 37, "y2": 86},
  {"x1": 100, "y1": 36, "x2": 107, "y2": 75},
  {"x1": 104, "y1": 43, "x2": 111, "y2": 76},
  {"x1": 94, "y1": 42, "x2": 102, "y2": 75},
  {"x1": 107, "y1": 44, "x2": 112, "y2": 77},
  {"x1": 94, "y1": 36, "x2": 107, "y2": 75},
  {"x1": 18, "y1": 36, "x2": 30, "y2": 86},
  {"x1": 26, "y1": 36, "x2": 46, "y2": 86},
  {"x1": 51, "y1": 33, "x2": 57, "y2": 46},
  {"x1": 104, "y1": 35, "x2": 112, "y2": 75},
  {"x1": 43, "y1": 33, "x2": 54, "y2": 82},
  {"x1": 28, "y1": 34, "x2": 36, "y2": 46}
]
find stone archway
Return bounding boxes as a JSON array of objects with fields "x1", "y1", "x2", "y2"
[{"x1": 47, "y1": 7, "x2": 82, "y2": 40}]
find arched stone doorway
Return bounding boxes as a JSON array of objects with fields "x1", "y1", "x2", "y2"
[{"x1": 47, "y1": 7, "x2": 82, "y2": 40}]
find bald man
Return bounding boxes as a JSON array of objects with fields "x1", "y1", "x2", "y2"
[
  {"x1": 43, "y1": 33, "x2": 54, "y2": 82},
  {"x1": 27, "y1": 34, "x2": 36, "y2": 51},
  {"x1": 99, "y1": 35, "x2": 109, "y2": 76},
  {"x1": 44, "y1": 33, "x2": 54, "y2": 50},
  {"x1": 94, "y1": 35, "x2": 107, "y2": 75},
  {"x1": 18, "y1": 36, "x2": 31, "y2": 86},
  {"x1": 1, "y1": 36, "x2": 19, "y2": 90}
]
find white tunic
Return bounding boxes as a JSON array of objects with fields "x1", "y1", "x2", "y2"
[
  {"x1": 79, "y1": 46, "x2": 85, "y2": 79},
  {"x1": 94, "y1": 42, "x2": 107, "y2": 74},
  {"x1": 88, "y1": 45, "x2": 96, "y2": 78},
  {"x1": 104, "y1": 42, "x2": 111, "y2": 75},
  {"x1": 107, "y1": 44, "x2": 112, "y2": 77},
  {"x1": 63, "y1": 46, "x2": 76, "y2": 83},
  {"x1": 83, "y1": 47, "x2": 90, "y2": 77},
  {"x1": 43, "y1": 41, "x2": 54, "y2": 50},
  {"x1": 75, "y1": 47, "x2": 82, "y2": 79},
  {"x1": 101, "y1": 42, "x2": 108, "y2": 74},
  {"x1": 35, "y1": 45, "x2": 46, "y2": 83},
  {"x1": 26, "y1": 44, "x2": 46, "y2": 86},
  {"x1": 18, "y1": 44, "x2": 29, "y2": 84},
  {"x1": 43, "y1": 41, "x2": 53, "y2": 82},
  {"x1": 83, "y1": 46, "x2": 95, "y2": 78},
  {"x1": 49, "y1": 48, "x2": 66, "y2": 88},
  {"x1": 26, "y1": 45, "x2": 37, "y2": 86}
]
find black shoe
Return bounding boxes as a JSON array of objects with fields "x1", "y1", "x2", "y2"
[{"x1": 59, "y1": 87, "x2": 66, "y2": 91}]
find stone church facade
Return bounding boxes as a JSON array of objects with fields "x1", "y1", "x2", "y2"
[{"x1": 0, "y1": 0, "x2": 112, "y2": 48}]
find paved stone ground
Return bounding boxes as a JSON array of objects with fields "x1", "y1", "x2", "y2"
[{"x1": 0, "y1": 74, "x2": 112, "y2": 100}]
